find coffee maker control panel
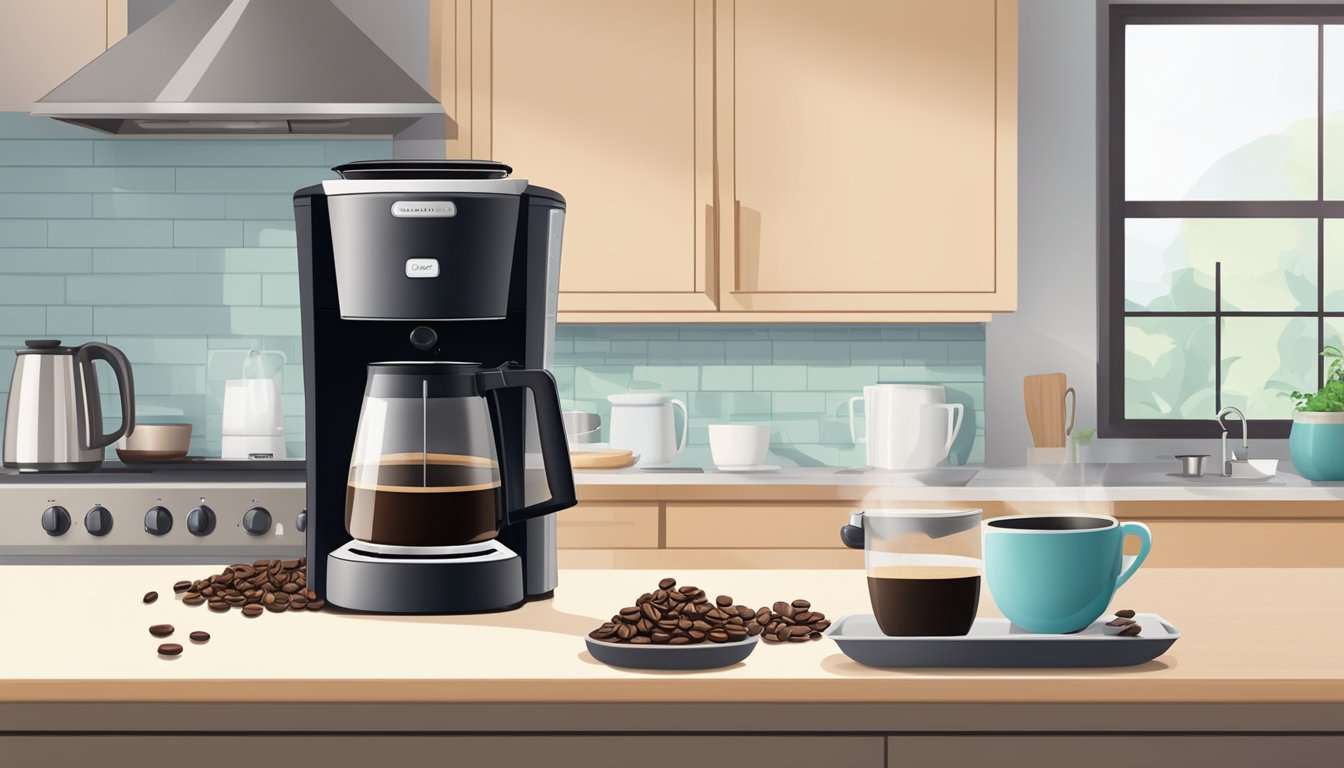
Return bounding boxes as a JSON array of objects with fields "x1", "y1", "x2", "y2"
[{"x1": 0, "y1": 474, "x2": 305, "y2": 563}]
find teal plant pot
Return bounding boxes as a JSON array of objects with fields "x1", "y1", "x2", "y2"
[{"x1": 1289, "y1": 412, "x2": 1344, "y2": 482}]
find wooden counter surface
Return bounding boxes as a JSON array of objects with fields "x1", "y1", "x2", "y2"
[{"x1": 2, "y1": 566, "x2": 1340, "y2": 705}]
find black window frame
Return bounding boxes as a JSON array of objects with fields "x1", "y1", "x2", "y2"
[{"x1": 1101, "y1": 4, "x2": 1344, "y2": 440}]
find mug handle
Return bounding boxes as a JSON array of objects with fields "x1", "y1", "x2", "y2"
[
  {"x1": 847, "y1": 396, "x2": 865, "y2": 444},
  {"x1": 937, "y1": 403, "x2": 965, "y2": 456},
  {"x1": 670, "y1": 398, "x2": 689, "y2": 456},
  {"x1": 1115, "y1": 521, "x2": 1152, "y2": 589}
]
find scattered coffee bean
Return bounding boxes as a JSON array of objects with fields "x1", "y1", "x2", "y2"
[
  {"x1": 1118, "y1": 624, "x2": 1142, "y2": 637},
  {"x1": 242, "y1": 604, "x2": 263, "y2": 617},
  {"x1": 1105, "y1": 617, "x2": 1136, "y2": 627},
  {"x1": 755, "y1": 598, "x2": 829, "y2": 644},
  {"x1": 148, "y1": 624, "x2": 174, "y2": 638},
  {"x1": 207, "y1": 600, "x2": 229, "y2": 613},
  {"x1": 157, "y1": 643, "x2": 183, "y2": 657},
  {"x1": 189, "y1": 631, "x2": 210, "y2": 643},
  {"x1": 658, "y1": 577, "x2": 677, "y2": 590},
  {"x1": 1114, "y1": 609, "x2": 1136, "y2": 619},
  {"x1": 182, "y1": 594, "x2": 205, "y2": 607},
  {"x1": 142, "y1": 591, "x2": 158, "y2": 604},
  {"x1": 172, "y1": 580, "x2": 191, "y2": 594}
]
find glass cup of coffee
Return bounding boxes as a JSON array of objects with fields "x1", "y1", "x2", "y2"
[{"x1": 840, "y1": 508, "x2": 982, "y2": 636}]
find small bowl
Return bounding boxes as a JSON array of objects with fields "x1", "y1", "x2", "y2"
[
  {"x1": 117, "y1": 423, "x2": 192, "y2": 462},
  {"x1": 585, "y1": 634, "x2": 759, "y2": 670}
]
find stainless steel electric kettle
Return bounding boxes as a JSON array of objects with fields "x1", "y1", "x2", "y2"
[{"x1": 3, "y1": 340, "x2": 135, "y2": 472}]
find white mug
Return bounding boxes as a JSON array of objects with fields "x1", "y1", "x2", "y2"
[
  {"x1": 607, "y1": 393, "x2": 688, "y2": 466},
  {"x1": 708, "y1": 424, "x2": 770, "y2": 468},
  {"x1": 848, "y1": 384, "x2": 964, "y2": 470}
]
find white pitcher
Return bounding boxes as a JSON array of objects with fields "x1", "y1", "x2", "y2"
[
  {"x1": 848, "y1": 384, "x2": 964, "y2": 470},
  {"x1": 607, "y1": 393, "x2": 687, "y2": 466}
]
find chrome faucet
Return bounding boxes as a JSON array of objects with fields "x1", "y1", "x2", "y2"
[{"x1": 1216, "y1": 406, "x2": 1248, "y2": 476}]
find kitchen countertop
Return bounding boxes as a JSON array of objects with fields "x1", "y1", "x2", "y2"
[
  {"x1": 2, "y1": 565, "x2": 1341, "y2": 704},
  {"x1": 574, "y1": 463, "x2": 1344, "y2": 502}
]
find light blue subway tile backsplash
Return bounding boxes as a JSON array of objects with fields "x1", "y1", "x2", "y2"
[
  {"x1": 0, "y1": 112, "x2": 391, "y2": 458},
  {"x1": 0, "y1": 112, "x2": 989, "y2": 466},
  {"x1": 555, "y1": 324, "x2": 987, "y2": 466}
]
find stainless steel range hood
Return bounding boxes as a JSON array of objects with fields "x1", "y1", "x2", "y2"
[{"x1": 30, "y1": 0, "x2": 444, "y2": 136}]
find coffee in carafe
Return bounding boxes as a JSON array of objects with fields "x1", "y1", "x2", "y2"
[{"x1": 346, "y1": 452, "x2": 501, "y2": 546}]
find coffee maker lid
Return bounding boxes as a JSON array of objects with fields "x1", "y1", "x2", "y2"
[{"x1": 332, "y1": 160, "x2": 513, "y2": 180}]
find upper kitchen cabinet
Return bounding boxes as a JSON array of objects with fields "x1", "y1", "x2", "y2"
[
  {"x1": 433, "y1": 0, "x2": 1015, "y2": 321},
  {"x1": 439, "y1": 0, "x2": 717, "y2": 313},
  {"x1": 0, "y1": 0, "x2": 125, "y2": 111},
  {"x1": 715, "y1": 0, "x2": 1017, "y2": 316}
]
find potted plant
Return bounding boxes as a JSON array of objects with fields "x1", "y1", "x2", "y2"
[{"x1": 1286, "y1": 345, "x2": 1344, "y2": 481}]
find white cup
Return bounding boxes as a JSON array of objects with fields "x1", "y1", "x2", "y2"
[{"x1": 708, "y1": 424, "x2": 770, "y2": 468}]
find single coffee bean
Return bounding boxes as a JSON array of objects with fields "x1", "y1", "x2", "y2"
[
  {"x1": 746, "y1": 622, "x2": 764, "y2": 636},
  {"x1": 252, "y1": 559, "x2": 270, "y2": 568},
  {"x1": 242, "y1": 604, "x2": 263, "y2": 617},
  {"x1": 1115, "y1": 609, "x2": 1136, "y2": 619},
  {"x1": 224, "y1": 595, "x2": 246, "y2": 605},
  {"x1": 189, "y1": 631, "x2": 210, "y2": 643},
  {"x1": 715, "y1": 595, "x2": 733, "y2": 607},
  {"x1": 306, "y1": 599, "x2": 325, "y2": 611},
  {"x1": 262, "y1": 592, "x2": 276, "y2": 606},
  {"x1": 635, "y1": 617, "x2": 654, "y2": 634},
  {"x1": 143, "y1": 591, "x2": 158, "y2": 604},
  {"x1": 172, "y1": 580, "x2": 191, "y2": 594},
  {"x1": 772, "y1": 601, "x2": 791, "y2": 615},
  {"x1": 1118, "y1": 624, "x2": 1142, "y2": 636},
  {"x1": 207, "y1": 600, "x2": 229, "y2": 613},
  {"x1": 183, "y1": 595, "x2": 205, "y2": 607},
  {"x1": 658, "y1": 577, "x2": 677, "y2": 590},
  {"x1": 265, "y1": 602, "x2": 288, "y2": 613},
  {"x1": 282, "y1": 582, "x2": 300, "y2": 594},
  {"x1": 149, "y1": 624, "x2": 174, "y2": 638},
  {"x1": 1104, "y1": 617, "x2": 1135, "y2": 627},
  {"x1": 811, "y1": 619, "x2": 831, "y2": 632},
  {"x1": 736, "y1": 606, "x2": 755, "y2": 621},
  {"x1": 651, "y1": 631, "x2": 672, "y2": 644},
  {"x1": 157, "y1": 643, "x2": 183, "y2": 657},
  {"x1": 616, "y1": 623, "x2": 636, "y2": 640},
  {"x1": 669, "y1": 635, "x2": 691, "y2": 645},
  {"x1": 707, "y1": 628, "x2": 729, "y2": 643},
  {"x1": 290, "y1": 598, "x2": 309, "y2": 609},
  {"x1": 640, "y1": 603, "x2": 661, "y2": 621},
  {"x1": 791, "y1": 599, "x2": 811, "y2": 610},
  {"x1": 725, "y1": 625, "x2": 748, "y2": 639},
  {"x1": 629, "y1": 636, "x2": 652, "y2": 644},
  {"x1": 794, "y1": 611, "x2": 814, "y2": 624}
]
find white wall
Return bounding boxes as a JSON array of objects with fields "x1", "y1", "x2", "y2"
[{"x1": 986, "y1": 0, "x2": 1293, "y2": 465}]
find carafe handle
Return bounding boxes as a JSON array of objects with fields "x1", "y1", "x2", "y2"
[
  {"x1": 477, "y1": 365, "x2": 577, "y2": 526},
  {"x1": 75, "y1": 342, "x2": 135, "y2": 451},
  {"x1": 840, "y1": 511, "x2": 865, "y2": 549}
]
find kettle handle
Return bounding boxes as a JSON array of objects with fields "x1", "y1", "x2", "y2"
[
  {"x1": 840, "y1": 511, "x2": 865, "y2": 550},
  {"x1": 477, "y1": 365, "x2": 577, "y2": 526},
  {"x1": 76, "y1": 342, "x2": 135, "y2": 451}
]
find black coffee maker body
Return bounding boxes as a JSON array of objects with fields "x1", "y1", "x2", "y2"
[{"x1": 294, "y1": 160, "x2": 576, "y2": 613}]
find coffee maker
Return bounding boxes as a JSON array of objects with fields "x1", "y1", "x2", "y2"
[{"x1": 294, "y1": 159, "x2": 576, "y2": 613}]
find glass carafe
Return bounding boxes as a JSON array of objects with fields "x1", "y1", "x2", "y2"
[
  {"x1": 841, "y1": 508, "x2": 982, "y2": 636},
  {"x1": 346, "y1": 361, "x2": 574, "y2": 547}
]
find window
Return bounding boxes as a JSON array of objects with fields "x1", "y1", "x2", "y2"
[{"x1": 1102, "y1": 5, "x2": 1344, "y2": 438}]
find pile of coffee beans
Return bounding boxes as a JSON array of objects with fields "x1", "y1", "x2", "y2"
[
  {"x1": 1103, "y1": 608, "x2": 1142, "y2": 636},
  {"x1": 756, "y1": 599, "x2": 830, "y2": 644},
  {"x1": 587, "y1": 578, "x2": 828, "y2": 646},
  {"x1": 173, "y1": 557, "x2": 324, "y2": 615}
]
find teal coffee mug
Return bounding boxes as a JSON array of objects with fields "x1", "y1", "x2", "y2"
[{"x1": 984, "y1": 515, "x2": 1152, "y2": 634}]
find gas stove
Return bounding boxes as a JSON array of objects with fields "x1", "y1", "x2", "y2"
[{"x1": 0, "y1": 461, "x2": 305, "y2": 563}]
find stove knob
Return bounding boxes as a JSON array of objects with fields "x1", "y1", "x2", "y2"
[
  {"x1": 242, "y1": 506, "x2": 272, "y2": 536},
  {"x1": 186, "y1": 505, "x2": 216, "y2": 536},
  {"x1": 144, "y1": 506, "x2": 173, "y2": 536},
  {"x1": 84, "y1": 506, "x2": 113, "y2": 537},
  {"x1": 41, "y1": 506, "x2": 71, "y2": 536},
  {"x1": 409, "y1": 325, "x2": 438, "y2": 351},
  {"x1": 295, "y1": 509, "x2": 307, "y2": 533}
]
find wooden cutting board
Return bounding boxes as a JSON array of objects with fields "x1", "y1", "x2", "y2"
[
  {"x1": 569, "y1": 449, "x2": 636, "y2": 469},
  {"x1": 1024, "y1": 373, "x2": 1069, "y2": 448}
]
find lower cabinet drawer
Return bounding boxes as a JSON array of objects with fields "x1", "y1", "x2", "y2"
[
  {"x1": 665, "y1": 504, "x2": 856, "y2": 548},
  {"x1": 557, "y1": 503, "x2": 660, "y2": 548},
  {"x1": 1124, "y1": 520, "x2": 1344, "y2": 567},
  {"x1": 886, "y1": 735, "x2": 1344, "y2": 768},
  {"x1": 0, "y1": 735, "x2": 887, "y2": 768}
]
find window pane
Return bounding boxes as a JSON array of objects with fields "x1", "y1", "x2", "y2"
[
  {"x1": 1324, "y1": 219, "x2": 1344, "y2": 311},
  {"x1": 1221, "y1": 317, "x2": 1319, "y2": 419},
  {"x1": 1124, "y1": 317, "x2": 1215, "y2": 419},
  {"x1": 1125, "y1": 218, "x2": 1317, "y2": 311},
  {"x1": 1126, "y1": 25, "x2": 1318, "y2": 201},
  {"x1": 1323, "y1": 27, "x2": 1344, "y2": 199},
  {"x1": 1323, "y1": 317, "x2": 1344, "y2": 360}
]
